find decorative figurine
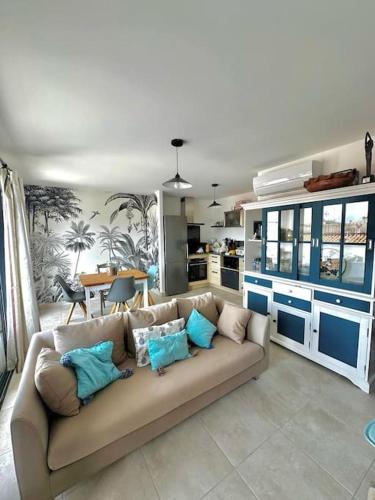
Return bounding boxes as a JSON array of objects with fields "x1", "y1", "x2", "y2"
[{"x1": 362, "y1": 131, "x2": 374, "y2": 183}]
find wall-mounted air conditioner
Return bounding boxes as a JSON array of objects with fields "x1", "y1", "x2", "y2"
[{"x1": 253, "y1": 160, "x2": 321, "y2": 199}]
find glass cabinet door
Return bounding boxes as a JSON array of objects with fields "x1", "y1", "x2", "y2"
[
  {"x1": 298, "y1": 206, "x2": 313, "y2": 279},
  {"x1": 262, "y1": 206, "x2": 298, "y2": 278},
  {"x1": 315, "y1": 196, "x2": 374, "y2": 293}
]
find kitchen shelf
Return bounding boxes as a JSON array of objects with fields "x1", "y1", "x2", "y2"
[{"x1": 211, "y1": 225, "x2": 224, "y2": 228}]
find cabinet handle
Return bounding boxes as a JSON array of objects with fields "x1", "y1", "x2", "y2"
[
  {"x1": 293, "y1": 238, "x2": 297, "y2": 247},
  {"x1": 335, "y1": 298, "x2": 342, "y2": 304},
  {"x1": 273, "y1": 319, "x2": 276, "y2": 323},
  {"x1": 313, "y1": 329, "x2": 317, "y2": 333},
  {"x1": 368, "y1": 239, "x2": 373, "y2": 250},
  {"x1": 212, "y1": 270, "x2": 218, "y2": 274},
  {"x1": 254, "y1": 279, "x2": 258, "y2": 284},
  {"x1": 287, "y1": 299, "x2": 292, "y2": 304},
  {"x1": 312, "y1": 238, "x2": 316, "y2": 247}
]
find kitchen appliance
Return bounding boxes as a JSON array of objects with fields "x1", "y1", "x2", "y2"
[
  {"x1": 224, "y1": 209, "x2": 243, "y2": 227},
  {"x1": 188, "y1": 259, "x2": 208, "y2": 282},
  {"x1": 221, "y1": 255, "x2": 240, "y2": 290},
  {"x1": 253, "y1": 160, "x2": 321, "y2": 199},
  {"x1": 163, "y1": 215, "x2": 188, "y2": 295},
  {"x1": 223, "y1": 255, "x2": 239, "y2": 270},
  {"x1": 187, "y1": 225, "x2": 201, "y2": 254}
]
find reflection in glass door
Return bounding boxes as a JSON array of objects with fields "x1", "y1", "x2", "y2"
[
  {"x1": 265, "y1": 211, "x2": 278, "y2": 271},
  {"x1": 298, "y1": 206, "x2": 312, "y2": 277},
  {"x1": 342, "y1": 201, "x2": 368, "y2": 286},
  {"x1": 263, "y1": 207, "x2": 296, "y2": 277},
  {"x1": 320, "y1": 204, "x2": 342, "y2": 281},
  {"x1": 279, "y1": 210, "x2": 294, "y2": 273}
]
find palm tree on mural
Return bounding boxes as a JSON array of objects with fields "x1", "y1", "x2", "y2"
[
  {"x1": 98, "y1": 225, "x2": 122, "y2": 262},
  {"x1": 24, "y1": 185, "x2": 82, "y2": 233},
  {"x1": 64, "y1": 220, "x2": 96, "y2": 276},
  {"x1": 105, "y1": 194, "x2": 157, "y2": 250}
]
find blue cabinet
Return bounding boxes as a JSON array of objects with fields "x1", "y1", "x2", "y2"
[
  {"x1": 271, "y1": 301, "x2": 311, "y2": 354},
  {"x1": 261, "y1": 194, "x2": 375, "y2": 293},
  {"x1": 312, "y1": 303, "x2": 369, "y2": 383},
  {"x1": 247, "y1": 290, "x2": 269, "y2": 315},
  {"x1": 244, "y1": 281, "x2": 271, "y2": 316}
]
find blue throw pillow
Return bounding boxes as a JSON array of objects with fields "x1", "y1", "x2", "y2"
[
  {"x1": 60, "y1": 340, "x2": 132, "y2": 404},
  {"x1": 147, "y1": 330, "x2": 191, "y2": 371},
  {"x1": 186, "y1": 308, "x2": 216, "y2": 348}
]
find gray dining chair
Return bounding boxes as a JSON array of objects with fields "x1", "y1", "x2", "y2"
[
  {"x1": 97, "y1": 263, "x2": 111, "y2": 316},
  {"x1": 106, "y1": 277, "x2": 136, "y2": 313},
  {"x1": 55, "y1": 275, "x2": 94, "y2": 324}
]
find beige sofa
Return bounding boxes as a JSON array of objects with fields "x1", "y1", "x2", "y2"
[{"x1": 11, "y1": 295, "x2": 270, "y2": 500}]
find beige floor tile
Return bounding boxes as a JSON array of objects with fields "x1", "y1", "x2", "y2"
[
  {"x1": 311, "y1": 375, "x2": 375, "y2": 433},
  {"x1": 142, "y1": 414, "x2": 232, "y2": 500},
  {"x1": 282, "y1": 401, "x2": 374, "y2": 494},
  {"x1": 63, "y1": 450, "x2": 158, "y2": 500},
  {"x1": 238, "y1": 432, "x2": 351, "y2": 500},
  {"x1": 199, "y1": 385, "x2": 277, "y2": 466},
  {"x1": 0, "y1": 452, "x2": 20, "y2": 500},
  {"x1": 355, "y1": 460, "x2": 375, "y2": 500},
  {"x1": 0, "y1": 407, "x2": 13, "y2": 455},
  {"x1": 238, "y1": 372, "x2": 310, "y2": 428},
  {"x1": 2, "y1": 372, "x2": 22, "y2": 411},
  {"x1": 203, "y1": 470, "x2": 256, "y2": 500}
]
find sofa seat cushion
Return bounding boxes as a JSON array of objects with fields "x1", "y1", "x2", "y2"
[{"x1": 47, "y1": 335, "x2": 264, "y2": 470}]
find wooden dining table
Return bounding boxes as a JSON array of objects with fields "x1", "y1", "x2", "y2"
[{"x1": 79, "y1": 269, "x2": 149, "y2": 318}]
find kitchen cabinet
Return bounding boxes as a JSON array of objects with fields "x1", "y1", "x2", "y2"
[
  {"x1": 243, "y1": 280, "x2": 272, "y2": 316},
  {"x1": 312, "y1": 303, "x2": 370, "y2": 384},
  {"x1": 242, "y1": 184, "x2": 375, "y2": 392},
  {"x1": 271, "y1": 302, "x2": 311, "y2": 355},
  {"x1": 207, "y1": 254, "x2": 221, "y2": 286}
]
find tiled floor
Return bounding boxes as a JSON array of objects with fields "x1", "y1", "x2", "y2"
[{"x1": 1, "y1": 286, "x2": 375, "y2": 500}]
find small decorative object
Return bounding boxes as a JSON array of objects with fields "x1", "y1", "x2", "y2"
[
  {"x1": 362, "y1": 132, "x2": 374, "y2": 184},
  {"x1": 208, "y1": 183, "x2": 221, "y2": 207},
  {"x1": 205, "y1": 243, "x2": 210, "y2": 253},
  {"x1": 304, "y1": 169, "x2": 359, "y2": 192},
  {"x1": 196, "y1": 246, "x2": 204, "y2": 254}
]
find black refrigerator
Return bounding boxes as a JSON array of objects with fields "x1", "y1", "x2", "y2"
[{"x1": 163, "y1": 215, "x2": 188, "y2": 295}]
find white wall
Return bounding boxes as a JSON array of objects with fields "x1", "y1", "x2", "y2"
[
  {"x1": 193, "y1": 191, "x2": 254, "y2": 244},
  {"x1": 260, "y1": 137, "x2": 369, "y2": 179}
]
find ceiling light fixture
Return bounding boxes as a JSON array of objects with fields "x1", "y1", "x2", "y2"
[
  {"x1": 208, "y1": 183, "x2": 221, "y2": 207},
  {"x1": 162, "y1": 138, "x2": 192, "y2": 190}
]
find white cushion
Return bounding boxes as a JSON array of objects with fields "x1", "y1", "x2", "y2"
[{"x1": 132, "y1": 317, "x2": 185, "y2": 367}]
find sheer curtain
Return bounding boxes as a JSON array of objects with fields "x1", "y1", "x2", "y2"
[{"x1": 0, "y1": 165, "x2": 40, "y2": 371}]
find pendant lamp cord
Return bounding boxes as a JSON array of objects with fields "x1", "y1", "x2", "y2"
[{"x1": 176, "y1": 147, "x2": 179, "y2": 175}]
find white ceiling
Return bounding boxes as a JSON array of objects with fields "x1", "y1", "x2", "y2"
[{"x1": 1, "y1": 0, "x2": 375, "y2": 197}]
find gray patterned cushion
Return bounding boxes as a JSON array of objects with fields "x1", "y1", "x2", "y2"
[{"x1": 133, "y1": 318, "x2": 185, "y2": 367}]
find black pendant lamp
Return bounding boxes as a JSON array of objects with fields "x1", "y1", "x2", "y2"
[
  {"x1": 208, "y1": 183, "x2": 221, "y2": 207},
  {"x1": 162, "y1": 138, "x2": 192, "y2": 189}
]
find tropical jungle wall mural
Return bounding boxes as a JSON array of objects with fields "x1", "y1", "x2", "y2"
[{"x1": 24, "y1": 185, "x2": 159, "y2": 303}]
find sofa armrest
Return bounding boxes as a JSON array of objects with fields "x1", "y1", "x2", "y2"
[
  {"x1": 246, "y1": 312, "x2": 270, "y2": 363},
  {"x1": 11, "y1": 331, "x2": 54, "y2": 500}
]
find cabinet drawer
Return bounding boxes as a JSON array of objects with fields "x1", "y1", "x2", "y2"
[
  {"x1": 274, "y1": 292, "x2": 311, "y2": 313},
  {"x1": 314, "y1": 290, "x2": 371, "y2": 313},
  {"x1": 209, "y1": 268, "x2": 221, "y2": 285},
  {"x1": 273, "y1": 282, "x2": 312, "y2": 301},
  {"x1": 244, "y1": 275, "x2": 272, "y2": 288},
  {"x1": 209, "y1": 254, "x2": 221, "y2": 263}
]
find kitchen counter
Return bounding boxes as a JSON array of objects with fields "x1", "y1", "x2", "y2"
[{"x1": 188, "y1": 252, "x2": 243, "y2": 259}]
